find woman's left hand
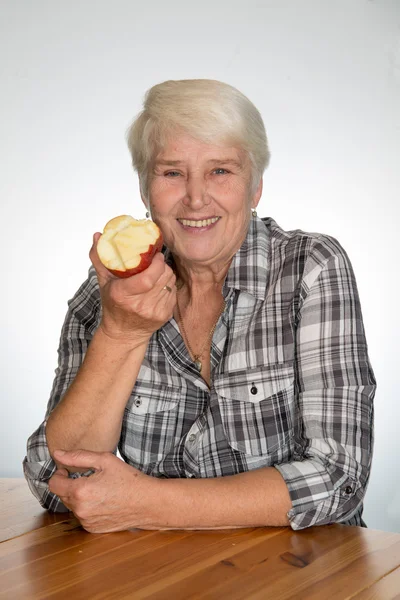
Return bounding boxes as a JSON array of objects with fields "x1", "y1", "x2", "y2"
[{"x1": 48, "y1": 450, "x2": 156, "y2": 533}]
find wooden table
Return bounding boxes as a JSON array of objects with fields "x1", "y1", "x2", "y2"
[{"x1": 1, "y1": 479, "x2": 400, "y2": 599}]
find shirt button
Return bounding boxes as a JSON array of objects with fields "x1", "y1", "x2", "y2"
[
  {"x1": 250, "y1": 385, "x2": 258, "y2": 395},
  {"x1": 345, "y1": 485, "x2": 353, "y2": 495},
  {"x1": 188, "y1": 434, "x2": 196, "y2": 443},
  {"x1": 134, "y1": 397, "x2": 142, "y2": 407}
]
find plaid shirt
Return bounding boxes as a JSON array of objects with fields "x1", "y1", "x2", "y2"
[{"x1": 23, "y1": 217, "x2": 375, "y2": 530}]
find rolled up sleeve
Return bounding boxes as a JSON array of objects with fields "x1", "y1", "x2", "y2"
[
  {"x1": 23, "y1": 422, "x2": 70, "y2": 512},
  {"x1": 275, "y1": 240, "x2": 375, "y2": 530},
  {"x1": 23, "y1": 267, "x2": 100, "y2": 511}
]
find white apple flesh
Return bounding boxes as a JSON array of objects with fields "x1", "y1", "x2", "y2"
[{"x1": 97, "y1": 215, "x2": 163, "y2": 278}]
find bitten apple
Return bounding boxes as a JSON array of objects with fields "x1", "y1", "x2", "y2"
[{"x1": 97, "y1": 215, "x2": 163, "y2": 278}]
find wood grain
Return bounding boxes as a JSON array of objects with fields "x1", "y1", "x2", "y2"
[
  {"x1": 351, "y1": 567, "x2": 400, "y2": 599},
  {"x1": 0, "y1": 479, "x2": 70, "y2": 543},
  {"x1": 1, "y1": 479, "x2": 400, "y2": 599}
]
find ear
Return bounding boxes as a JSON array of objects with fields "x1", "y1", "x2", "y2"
[{"x1": 251, "y1": 177, "x2": 263, "y2": 209}]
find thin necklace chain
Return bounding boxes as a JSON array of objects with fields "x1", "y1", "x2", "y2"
[{"x1": 176, "y1": 293, "x2": 226, "y2": 370}]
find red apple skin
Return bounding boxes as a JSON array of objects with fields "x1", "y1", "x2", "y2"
[{"x1": 105, "y1": 234, "x2": 164, "y2": 278}]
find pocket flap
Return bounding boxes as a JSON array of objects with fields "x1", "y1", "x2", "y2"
[
  {"x1": 214, "y1": 362, "x2": 294, "y2": 402},
  {"x1": 125, "y1": 383, "x2": 180, "y2": 415}
]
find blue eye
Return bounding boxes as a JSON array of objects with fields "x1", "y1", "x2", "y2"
[
  {"x1": 165, "y1": 171, "x2": 180, "y2": 177},
  {"x1": 214, "y1": 168, "x2": 229, "y2": 175}
]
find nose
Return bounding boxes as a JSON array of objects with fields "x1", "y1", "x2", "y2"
[{"x1": 182, "y1": 174, "x2": 210, "y2": 209}]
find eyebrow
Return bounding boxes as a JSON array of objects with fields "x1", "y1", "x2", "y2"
[
  {"x1": 155, "y1": 160, "x2": 183, "y2": 166},
  {"x1": 154, "y1": 158, "x2": 243, "y2": 167},
  {"x1": 208, "y1": 158, "x2": 243, "y2": 167}
]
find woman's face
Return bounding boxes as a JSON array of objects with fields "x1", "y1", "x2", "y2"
[{"x1": 145, "y1": 133, "x2": 262, "y2": 271}]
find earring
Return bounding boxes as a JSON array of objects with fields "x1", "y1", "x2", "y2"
[
  {"x1": 251, "y1": 208, "x2": 257, "y2": 217},
  {"x1": 145, "y1": 211, "x2": 150, "y2": 218}
]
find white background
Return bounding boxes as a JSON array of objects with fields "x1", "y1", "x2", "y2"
[{"x1": 1, "y1": 0, "x2": 399, "y2": 532}]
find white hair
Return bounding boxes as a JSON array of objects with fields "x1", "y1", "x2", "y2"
[{"x1": 126, "y1": 79, "x2": 270, "y2": 200}]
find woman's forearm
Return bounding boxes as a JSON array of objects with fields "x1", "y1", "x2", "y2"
[
  {"x1": 149, "y1": 467, "x2": 292, "y2": 529},
  {"x1": 46, "y1": 327, "x2": 148, "y2": 469}
]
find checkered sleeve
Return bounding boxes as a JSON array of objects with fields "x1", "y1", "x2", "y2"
[
  {"x1": 275, "y1": 237, "x2": 375, "y2": 530},
  {"x1": 23, "y1": 267, "x2": 101, "y2": 511}
]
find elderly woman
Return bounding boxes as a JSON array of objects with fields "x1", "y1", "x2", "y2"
[{"x1": 23, "y1": 79, "x2": 375, "y2": 532}]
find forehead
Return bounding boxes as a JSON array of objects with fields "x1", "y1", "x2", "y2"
[{"x1": 154, "y1": 132, "x2": 246, "y2": 165}]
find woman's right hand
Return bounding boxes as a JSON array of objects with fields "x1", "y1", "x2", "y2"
[{"x1": 89, "y1": 233, "x2": 176, "y2": 346}]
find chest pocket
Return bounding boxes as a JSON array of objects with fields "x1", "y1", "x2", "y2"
[
  {"x1": 122, "y1": 382, "x2": 181, "y2": 472},
  {"x1": 125, "y1": 384, "x2": 180, "y2": 415},
  {"x1": 214, "y1": 363, "x2": 295, "y2": 457}
]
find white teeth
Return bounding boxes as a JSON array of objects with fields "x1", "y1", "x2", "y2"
[{"x1": 180, "y1": 217, "x2": 219, "y2": 228}]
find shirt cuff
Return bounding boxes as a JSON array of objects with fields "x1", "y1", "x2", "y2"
[
  {"x1": 23, "y1": 456, "x2": 70, "y2": 512},
  {"x1": 275, "y1": 459, "x2": 362, "y2": 530}
]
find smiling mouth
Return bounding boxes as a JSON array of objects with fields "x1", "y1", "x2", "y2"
[{"x1": 178, "y1": 217, "x2": 220, "y2": 228}]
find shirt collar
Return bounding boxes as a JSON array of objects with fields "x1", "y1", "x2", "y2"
[
  {"x1": 223, "y1": 216, "x2": 269, "y2": 301},
  {"x1": 164, "y1": 216, "x2": 269, "y2": 301}
]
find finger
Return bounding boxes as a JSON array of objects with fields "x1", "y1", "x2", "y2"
[
  {"x1": 152, "y1": 265, "x2": 177, "y2": 296},
  {"x1": 48, "y1": 471, "x2": 73, "y2": 498},
  {"x1": 54, "y1": 468, "x2": 69, "y2": 477},
  {"x1": 53, "y1": 449, "x2": 103, "y2": 471},
  {"x1": 153, "y1": 273, "x2": 177, "y2": 321},
  {"x1": 159, "y1": 271, "x2": 177, "y2": 299},
  {"x1": 113, "y1": 251, "x2": 167, "y2": 295},
  {"x1": 161, "y1": 291, "x2": 177, "y2": 320},
  {"x1": 134, "y1": 252, "x2": 167, "y2": 287},
  {"x1": 89, "y1": 233, "x2": 114, "y2": 283}
]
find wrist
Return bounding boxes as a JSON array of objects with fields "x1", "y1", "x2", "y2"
[
  {"x1": 125, "y1": 471, "x2": 168, "y2": 529},
  {"x1": 96, "y1": 323, "x2": 150, "y2": 352}
]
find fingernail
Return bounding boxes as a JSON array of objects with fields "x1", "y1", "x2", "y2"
[{"x1": 55, "y1": 450, "x2": 66, "y2": 456}]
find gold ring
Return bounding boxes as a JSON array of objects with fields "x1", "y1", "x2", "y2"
[{"x1": 163, "y1": 285, "x2": 172, "y2": 293}]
